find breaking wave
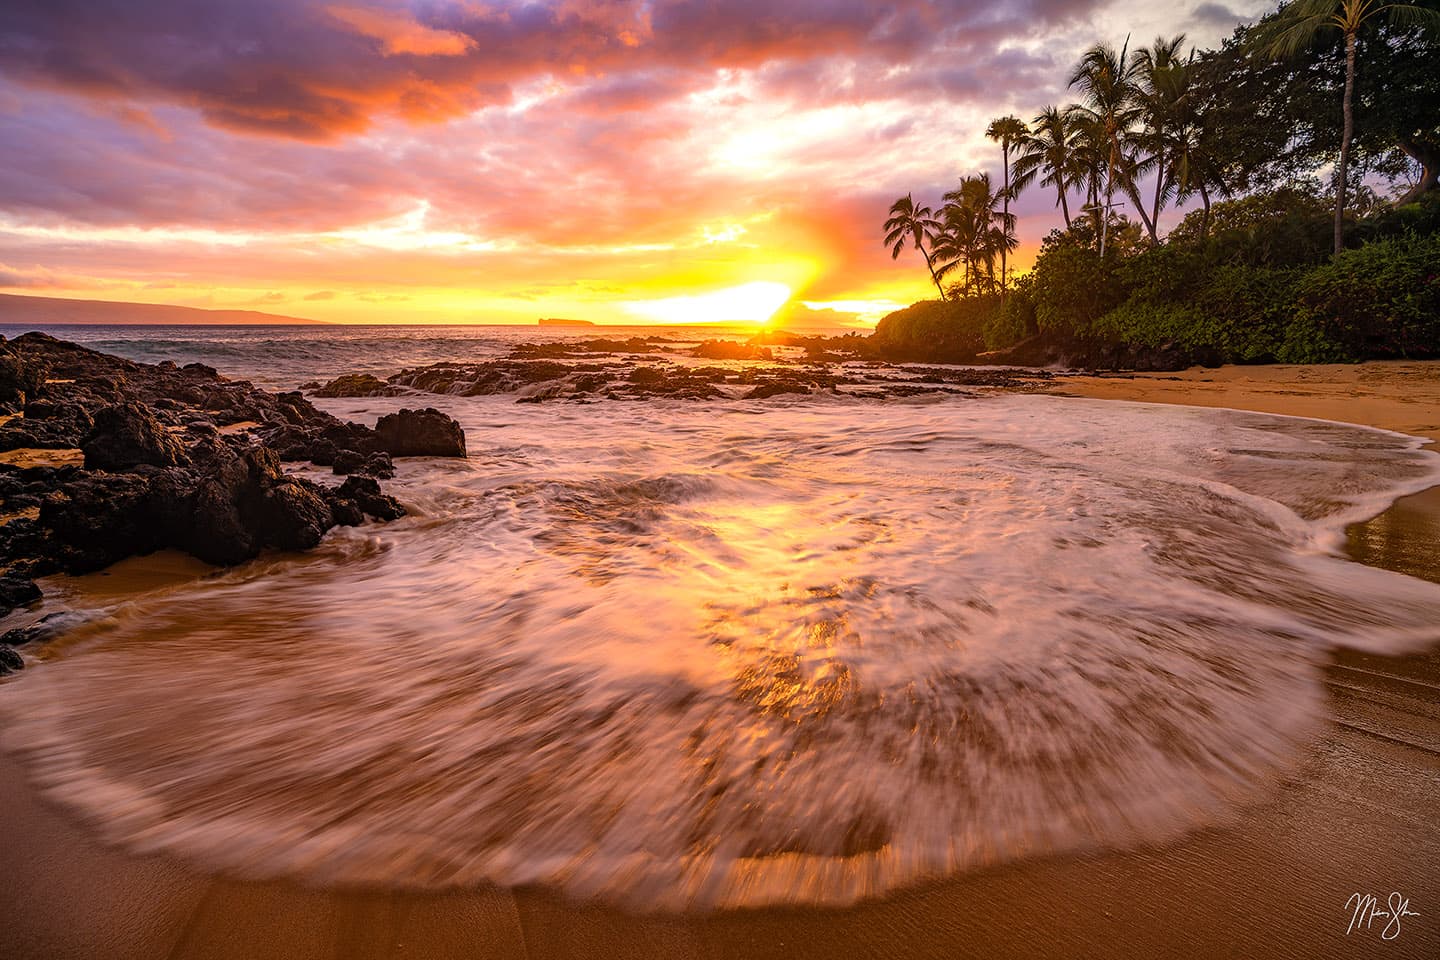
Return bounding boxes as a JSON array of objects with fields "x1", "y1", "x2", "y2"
[{"x1": 3, "y1": 394, "x2": 1439, "y2": 910}]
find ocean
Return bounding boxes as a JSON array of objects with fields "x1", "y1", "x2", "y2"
[{"x1": 3, "y1": 322, "x2": 1440, "y2": 910}]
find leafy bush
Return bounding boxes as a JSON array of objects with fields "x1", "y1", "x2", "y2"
[
  {"x1": 983, "y1": 285, "x2": 1036, "y2": 350},
  {"x1": 1282, "y1": 232, "x2": 1440, "y2": 361},
  {"x1": 872, "y1": 296, "x2": 997, "y2": 361},
  {"x1": 1028, "y1": 239, "x2": 1121, "y2": 337}
]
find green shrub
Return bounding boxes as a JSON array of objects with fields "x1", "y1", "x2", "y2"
[
  {"x1": 983, "y1": 287, "x2": 1036, "y2": 350},
  {"x1": 1028, "y1": 241, "x2": 1120, "y2": 338},
  {"x1": 1282, "y1": 232, "x2": 1440, "y2": 361},
  {"x1": 872, "y1": 295, "x2": 998, "y2": 361}
]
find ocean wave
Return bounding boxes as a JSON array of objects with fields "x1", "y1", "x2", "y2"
[{"x1": 2, "y1": 395, "x2": 1438, "y2": 909}]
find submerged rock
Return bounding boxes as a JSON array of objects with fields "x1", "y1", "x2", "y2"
[
  {"x1": 375, "y1": 408, "x2": 466, "y2": 458},
  {"x1": 0, "y1": 645, "x2": 22, "y2": 674},
  {"x1": 0, "y1": 610, "x2": 95, "y2": 647}
]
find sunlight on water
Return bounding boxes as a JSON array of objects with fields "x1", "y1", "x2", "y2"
[{"x1": 3, "y1": 394, "x2": 1440, "y2": 909}]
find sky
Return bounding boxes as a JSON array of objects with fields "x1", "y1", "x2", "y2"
[{"x1": 0, "y1": 0, "x2": 1267, "y2": 326}]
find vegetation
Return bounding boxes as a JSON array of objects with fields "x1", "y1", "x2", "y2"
[{"x1": 879, "y1": 0, "x2": 1440, "y2": 367}]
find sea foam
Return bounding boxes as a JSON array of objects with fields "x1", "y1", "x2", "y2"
[{"x1": 3, "y1": 394, "x2": 1439, "y2": 909}]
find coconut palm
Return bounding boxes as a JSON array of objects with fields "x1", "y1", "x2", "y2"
[
  {"x1": 883, "y1": 194, "x2": 947, "y2": 300},
  {"x1": 1067, "y1": 109, "x2": 1113, "y2": 243},
  {"x1": 1267, "y1": 0, "x2": 1440, "y2": 255},
  {"x1": 1129, "y1": 35, "x2": 1190, "y2": 243},
  {"x1": 1069, "y1": 40, "x2": 1142, "y2": 256},
  {"x1": 1013, "y1": 106, "x2": 1082, "y2": 230},
  {"x1": 935, "y1": 174, "x2": 1014, "y2": 296},
  {"x1": 985, "y1": 115, "x2": 1029, "y2": 293}
]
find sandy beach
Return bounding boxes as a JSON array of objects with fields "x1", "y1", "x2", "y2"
[{"x1": 2, "y1": 363, "x2": 1439, "y2": 959}]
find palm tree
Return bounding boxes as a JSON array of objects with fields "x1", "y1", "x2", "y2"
[
  {"x1": 1067, "y1": 109, "x2": 1113, "y2": 244},
  {"x1": 935, "y1": 174, "x2": 1013, "y2": 296},
  {"x1": 883, "y1": 194, "x2": 947, "y2": 299},
  {"x1": 1069, "y1": 40, "x2": 1141, "y2": 257},
  {"x1": 1168, "y1": 64, "x2": 1228, "y2": 239},
  {"x1": 1013, "y1": 106, "x2": 1082, "y2": 230},
  {"x1": 985, "y1": 115, "x2": 1029, "y2": 293},
  {"x1": 1267, "y1": 0, "x2": 1440, "y2": 255},
  {"x1": 1129, "y1": 35, "x2": 1190, "y2": 243}
]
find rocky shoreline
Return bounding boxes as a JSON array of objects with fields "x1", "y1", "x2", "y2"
[
  {"x1": 304, "y1": 335, "x2": 1054, "y2": 403},
  {"x1": 0, "y1": 333, "x2": 466, "y2": 666}
]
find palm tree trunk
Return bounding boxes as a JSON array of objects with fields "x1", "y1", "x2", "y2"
[
  {"x1": 1000, "y1": 145, "x2": 1010, "y2": 295},
  {"x1": 1198, "y1": 180, "x2": 1212, "y2": 238},
  {"x1": 1058, "y1": 183, "x2": 1072, "y2": 229},
  {"x1": 1101, "y1": 159, "x2": 1116, "y2": 258},
  {"x1": 920, "y1": 248, "x2": 947, "y2": 300},
  {"x1": 1150, "y1": 155, "x2": 1164, "y2": 243},
  {"x1": 1334, "y1": 32, "x2": 1356, "y2": 256}
]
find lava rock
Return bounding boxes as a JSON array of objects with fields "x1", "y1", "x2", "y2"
[
  {"x1": 41, "y1": 471, "x2": 162, "y2": 572},
  {"x1": 362, "y1": 452, "x2": 395, "y2": 479},
  {"x1": 374, "y1": 408, "x2": 466, "y2": 458},
  {"x1": 82, "y1": 402, "x2": 189, "y2": 471},
  {"x1": 331, "y1": 449, "x2": 367, "y2": 475},
  {"x1": 312, "y1": 373, "x2": 392, "y2": 397},
  {"x1": 0, "y1": 575, "x2": 41, "y2": 616},
  {"x1": 744, "y1": 381, "x2": 812, "y2": 400},
  {"x1": 333, "y1": 475, "x2": 406, "y2": 521},
  {"x1": 0, "y1": 344, "x2": 46, "y2": 408},
  {"x1": 0, "y1": 610, "x2": 95, "y2": 646},
  {"x1": 0, "y1": 645, "x2": 22, "y2": 674}
]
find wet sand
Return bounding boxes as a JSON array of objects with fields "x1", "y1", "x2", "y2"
[{"x1": 3, "y1": 367, "x2": 1440, "y2": 959}]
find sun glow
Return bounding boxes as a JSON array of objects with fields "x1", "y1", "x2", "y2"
[{"x1": 623, "y1": 281, "x2": 792, "y2": 325}]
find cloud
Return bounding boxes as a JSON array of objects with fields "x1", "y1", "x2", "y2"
[
  {"x1": 1191, "y1": 2, "x2": 1243, "y2": 26},
  {"x1": 326, "y1": 5, "x2": 475, "y2": 56},
  {"x1": 304, "y1": 289, "x2": 338, "y2": 300}
]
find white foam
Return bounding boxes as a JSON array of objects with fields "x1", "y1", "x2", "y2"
[{"x1": 3, "y1": 394, "x2": 1438, "y2": 910}]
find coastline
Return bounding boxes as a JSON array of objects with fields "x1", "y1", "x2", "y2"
[{"x1": 3, "y1": 363, "x2": 1439, "y2": 958}]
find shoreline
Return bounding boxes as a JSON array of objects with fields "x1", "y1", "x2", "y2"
[{"x1": 3, "y1": 363, "x2": 1439, "y2": 958}]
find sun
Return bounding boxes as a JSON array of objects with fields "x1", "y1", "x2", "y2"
[{"x1": 623, "y1": 281, "x2": 792, "y2": 325}]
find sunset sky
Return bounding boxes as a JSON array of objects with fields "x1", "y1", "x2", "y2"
[{"x1": 0, "y1": 0, "x2": 1266, "y2": 325}]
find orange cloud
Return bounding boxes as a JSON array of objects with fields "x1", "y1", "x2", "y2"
[{"x1": 326, "y1": 5, "x2": 475, "y2": 56}]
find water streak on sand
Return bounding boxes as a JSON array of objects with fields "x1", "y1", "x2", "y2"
[{"x1": 3, "y1": 394, "x2": 1440, "y2": 910}]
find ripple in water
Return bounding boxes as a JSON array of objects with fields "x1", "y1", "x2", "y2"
[{"x1": 3, "y1": 395, "x2": 1439, "y2": 909}]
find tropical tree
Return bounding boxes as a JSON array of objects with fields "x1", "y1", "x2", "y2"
[
  {"x1": 1069, "y1": 41, "x2": 1142, "y2": 256},
  {"x1": 884, "y1": 194, "x2": 947, "y2": 299},
  {"x1": 985, "y1": 115, "x2": 1029, "y2": 292},
  {"x1": 935, "y1": 174, "x2": 1014, "y2": 295},
  {"x1": 1266, "y1": 0, "x2": 1440, "y2": 255},
  {"x1": 1129, "y1": 35, "x2": 1191, "y2": 243},
  {"x1": 1013, "y1": 105, "x2": 1083, "y2": 229}
]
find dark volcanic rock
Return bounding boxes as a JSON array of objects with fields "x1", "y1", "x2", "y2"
[
  {"x1": 312, "y1": 373, "x2": 394, "y2": 398},
  {"x1": 692, "y1": 340, "x2": 773, "y2": 361},
  {"x1": 83, "y1": 402, "x2": 189, "y2": 471},
  {"x1": 41, "y1": 471, "x2": 161, "y2": 572},
  {"x1": 744, "y1": 381, "x2": 812, "y2": 400},
  {"x1": 0, "y1": 575, "x2": 41, "y2": 616},
  {"x1": 375, "y1": 408, "x2": 466, "y2": 458},
  {"x1": 332, "y1": 475, "x2": 406, "y2": 521},
  {"x1": 0, "y1": 342, "x2": 46, "y2": 409},
  {"x1": 0, "y1": 645, "x2": 22, "y2": 674},
  {"x1": 331, "y1": 449, "x2": 367, "y2": 475},
  {"x1": 0, "y1": 610, "x2": 94, "y2": 647},
  {"x1": 176, "y1": 446, "x2": 334, "y2": 565},
  {"x1": 0, "y1": 334, "x2": 415, "y2": 581}
]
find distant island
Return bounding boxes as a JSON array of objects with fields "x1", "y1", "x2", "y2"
[
  {"x1": 0, "y1": 293, "x2": 327, "y2": 326},
  {"x1": 538, "y1": 317, "x2": 596, "y2": 327}
]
